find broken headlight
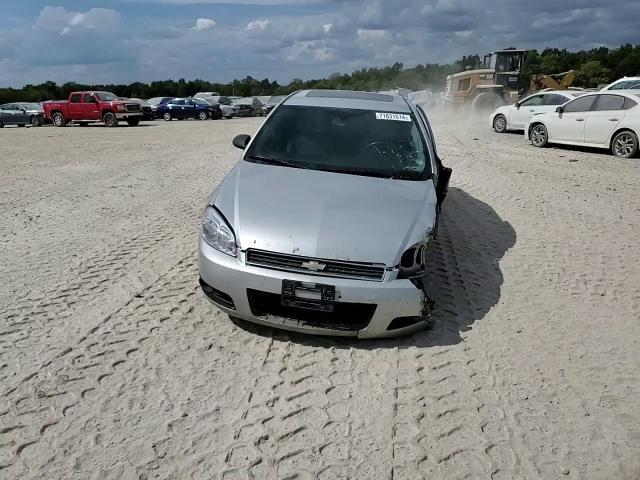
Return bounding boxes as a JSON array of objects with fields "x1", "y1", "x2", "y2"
[
  {"x1": 202, "y1": 206, "x2": 237, "y2": 257},
  {"x1": 397, "y1": 233, "x2": 433, "y2": 280}
]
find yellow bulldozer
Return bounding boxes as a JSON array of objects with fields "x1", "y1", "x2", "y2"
[{"x1": 444, "y1": 49, "x2": 577, "y2": 111}]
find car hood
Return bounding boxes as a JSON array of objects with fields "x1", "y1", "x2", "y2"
[{"x1": 212, "y1": 160, "x2": 438, "y2": 266}]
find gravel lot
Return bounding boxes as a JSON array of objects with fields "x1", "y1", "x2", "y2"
[{"x1": 1, "y1": 116, "x2": 639, "y2": 479}]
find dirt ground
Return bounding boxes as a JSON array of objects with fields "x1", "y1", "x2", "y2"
[{"x1": 1, "y1": 116, "x2": 639, "y2": 480}]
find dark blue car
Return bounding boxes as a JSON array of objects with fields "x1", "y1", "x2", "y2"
[{"x1": 157, "y1": 98, "x2": 221, "y2": 121}]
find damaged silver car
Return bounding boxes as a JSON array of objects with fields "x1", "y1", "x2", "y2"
[{"x1": 198, "y1": 89, "x2": 451, "y2": 338}]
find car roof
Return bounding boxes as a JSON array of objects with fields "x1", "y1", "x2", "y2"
[
  {"x1": 284, "y1": 89, "x2": 411, "y2": 113},
  {"x1": 533, "y1": 90, "x2": 580, "y2": 95},
  {"x1": 578, "y1": 90, "x2": 640, "y2": 98},
  {"x1": 610, "y1": 76, "x2": 640, "y2": 83}
]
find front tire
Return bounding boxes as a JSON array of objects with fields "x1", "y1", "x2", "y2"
[
  {"x1": 30, "y1": 116, "x2": 42, "y2": 127},
  {"x1": 103, "y1": 112, "x2": 118, "y2": 128},
  {"x1": 493, "y1": 114, "x2": 507, "y2": 133},
  {"x1": 163, "y1": 112, "x2": 172, "y2": 121},
  {"x1": 127, "y1": 118, "x2": 140, "y2": 127},
  {"x1": 611, "y1": 130, "x2": 638, "y2": 158},
  {"x1": 529, "y1": 123, "x2": 549, "y2": 148},
  {"x1": 198, "y1": 111, "x2": 208, "y2": 121},
  {"x1": 52, "y1": 112, "x2": 66, "y2": 127}
]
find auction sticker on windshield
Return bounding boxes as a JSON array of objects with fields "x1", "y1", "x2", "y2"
[{"x1": 376, "y1": 112, "x2": 411, "y2": 122}]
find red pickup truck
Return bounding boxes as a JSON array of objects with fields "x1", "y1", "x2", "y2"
[{"x1": 43, "y1": 91, "x2": 143, "y2": 127}]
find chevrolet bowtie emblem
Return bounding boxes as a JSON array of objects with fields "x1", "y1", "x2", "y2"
[{"x1": 301, "y1": 260, "x2": 326, "y2": 272}]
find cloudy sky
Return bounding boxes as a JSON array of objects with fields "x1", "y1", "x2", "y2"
[{"x1": 0, "y1": 0, "x2": 638, "y2": 87}]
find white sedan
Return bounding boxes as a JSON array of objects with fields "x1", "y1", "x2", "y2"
[
  {"x1": 490, "y1": 90, "x2": 585, "y2": 133},
  {"x1": 525, "y1": 91, "x2": 640, "y2": 158}
]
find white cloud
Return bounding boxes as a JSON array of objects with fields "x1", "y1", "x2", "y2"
[
  {"x1": 246, "y1": 19, "x2": 270, "y2": 31},
  {"x1": 357, "y1": 28, "x2": 390, "y2": 41},
  {"x1": 33, "y1": 6, "x2": 122, "y2": 36},
  {"x1": 192, "y1": 18, "x2": 217, "y2": 31},
  {"x1": 2, "y1": 0, "x2": 639, "y2": 88}
]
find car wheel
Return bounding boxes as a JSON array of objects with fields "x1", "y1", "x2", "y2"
[
  {"x1": 611, "y1": 130, "x2": 638, "y2": 158},
  {"x1": 127, "y1": 118, "x2": 140, "y2": 127},
  {"x1": 493, "y1": 114, "x2": 507, "y2": 133},
  {"x1": 30, "y1": 116, "x2": 42, "y2": 127},
  {"x1": 529, "y1": 123, "x2": 548, "y2": 148},
  {"x1": 103, "y1": 112, "x2": 118, "y2": 127},
  {"x1": 52, "y1": 112, "x2": 66, "y2": 127},
  {"x1": 163, "y1": 112, "x2": 172, "y2": 121},
  {"x1": 198, "y1": 111, "x2": 208, "y2": 121}
]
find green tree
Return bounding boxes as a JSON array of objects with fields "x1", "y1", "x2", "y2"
[{"x1": 576, "y1": 60, "x2": 612, "y2": 88}]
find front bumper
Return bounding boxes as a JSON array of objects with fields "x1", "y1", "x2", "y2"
[
  {"x1": 115, "y1": 112, "x2": 143, "y2": 120},
  {"x1": 198, "y1": 240, "x2": 429, "y2": 339}
]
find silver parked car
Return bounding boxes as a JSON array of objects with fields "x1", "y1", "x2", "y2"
[
  {"x1": 198, "y1": 90, "x2": 451, "y2": 338},
  {"x1": 0, "y1": 102, "x2": 45, "y2": 127}
]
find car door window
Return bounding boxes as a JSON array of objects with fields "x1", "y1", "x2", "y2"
[
  {"x1": 593, "y1": 95, "x2": 625, "y2": 111},
  {"x1": 624, "y1": 98, "x2": 638, "y2": 110},
  {"x1": 543, "y1": 94, "x2": 568, "y2": 106},
  {"x1": 70, "y1": 94, "x2": 82, "y2": 103},
  {"x1": 83, "y1": 94, "x2": 97, "y2": 103},
  {"x1": 563, "y1": 96, "x2": 596, "y2": 113},
  {"x1": 520, "y1": 95, "x2": 544, "y2": 107}
]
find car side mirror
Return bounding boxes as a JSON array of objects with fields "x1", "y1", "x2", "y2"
[
  {"x1": 555, "y1": 106, "x2": 564, "y2": 114},
  {"x1": 515, "y1": 102, "x2": 521, "y2": 110},
  {"x1": 232, "y1": 134, "x2": 251, "y2": 150}
]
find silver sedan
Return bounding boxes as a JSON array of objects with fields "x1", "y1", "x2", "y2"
[
  {"x1": 0, "y1": 102, "x2": 45, "y2": 127},
  {"x1": 198, "y1": 89, "x2": 451, "y2": 338}
]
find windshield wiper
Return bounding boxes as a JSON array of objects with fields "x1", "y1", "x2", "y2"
[{"x1": 245, "y1": 154, "x2": 307, "y2": 169}]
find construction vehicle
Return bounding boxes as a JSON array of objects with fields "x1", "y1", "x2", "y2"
[
  {"x1": 444, "y1": 49, "x2": 577, "y2": 111},
  {"x1": 527, "y1": 70, "x2": 577, "y2": 93}
]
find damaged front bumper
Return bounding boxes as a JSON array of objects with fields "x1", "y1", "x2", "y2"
[{"x1": 198, "y1": 240, "x2": 431, "y2": 339}]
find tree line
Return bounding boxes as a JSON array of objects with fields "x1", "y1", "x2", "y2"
[{"x1": 1, "y1": 44, "x2": 638, "y2": 104}]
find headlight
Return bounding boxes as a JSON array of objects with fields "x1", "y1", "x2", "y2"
[
  {"x1": 202, "y1": 206, "x2": 237, "y2": 256},
  {"x1": 116, "y1": 104, "x2": 126, "y2": 112},
  {"x1": 397, "y1": 232, "x2": 433, "y2": 280}
]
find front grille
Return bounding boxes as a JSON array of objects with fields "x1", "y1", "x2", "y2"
[
  {"x1": 247, "y1": 289, "x2": 376, "y2": 331},
  {"x1": 126, "y1": 104, "x2": 141, "y2": 112},
  {"x1": 245, "y1": 249, "x2": 385, "y2": 282}
]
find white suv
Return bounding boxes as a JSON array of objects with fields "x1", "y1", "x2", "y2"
[{"x1": 525, "y1": 91, "x2": 640, "y2": 158}]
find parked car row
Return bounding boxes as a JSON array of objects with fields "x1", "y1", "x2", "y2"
[
  {"x1": 490, "y1": 88, "x2": 640, "y2": 158},
  {"x1": 1, "y1": 93, "x2": 287, "y2": 129}
]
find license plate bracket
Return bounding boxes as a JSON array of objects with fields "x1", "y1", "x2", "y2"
[{"x1": 281, "y1": 280, "x2": 335, "y2": 312}]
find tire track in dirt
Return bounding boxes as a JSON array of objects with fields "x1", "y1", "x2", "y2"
[
  {"x1": 0, "y1": 256, "x2": 199, "y2": 477},
  {"x1": 0, "y1": 202, "x2": 199, "y2": 391}
]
